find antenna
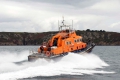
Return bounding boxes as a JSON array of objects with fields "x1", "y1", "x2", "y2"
[
  {"x1": 62, "y1": 16, "x2": 64, "y2": 25},
  {"x1": 72, "y1": 20, "x2": 73, "y2": 30},
  {"x1": 58, "y1": 20, "x2": 59, "y2": 31}
]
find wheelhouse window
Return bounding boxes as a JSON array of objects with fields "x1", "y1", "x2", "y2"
[
  {"x1": 66, "y1": 41, "x2": 71, "y2": 45},
  {"x1": 66, "y1": 42, "x2": 69, "y2": 45},
  {"x1": 77, "y1": 39, "x2": 79, "y2": 42},
  {"x1": 74, "y1": 39, "x2": 81, "y2": 42},
  {"x1": 69, "y1": 41, "x2": 71, "y2": 44},
  {"x1": 74, "y1": 39, "x2": 77, "y2": 42},
  {"x1": 79, "y1": 38, "x2": 82, "y2": 41}
]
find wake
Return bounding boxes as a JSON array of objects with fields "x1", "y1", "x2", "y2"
[{"x1": 0, "y1": 51, "x2": 114, "y2": 80}]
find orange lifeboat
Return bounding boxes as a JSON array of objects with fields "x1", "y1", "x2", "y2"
[{"x1": 28, "y1": 18, "x2": 95, "y2": 61}]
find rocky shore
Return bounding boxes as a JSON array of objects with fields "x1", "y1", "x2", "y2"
[{"x1": 0, "y1": 30, "x2": 120, "y2": 46}]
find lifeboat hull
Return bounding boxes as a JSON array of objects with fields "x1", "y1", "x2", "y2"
[{"x1": 28, "y1": 43, "x2": 95, "y2": 61}]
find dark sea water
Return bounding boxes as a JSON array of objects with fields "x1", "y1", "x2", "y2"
[{"x1": 0, "y1": 46, "x2": 120, "y2": 80}]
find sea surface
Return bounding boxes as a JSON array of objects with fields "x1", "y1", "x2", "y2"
[{"x1": 0, "y1": 46, "x2": 120, "y2": 80}]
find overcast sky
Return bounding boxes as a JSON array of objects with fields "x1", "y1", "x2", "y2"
[{"x1": 0, "y1": 0, "x2": 120, "y2": 32}]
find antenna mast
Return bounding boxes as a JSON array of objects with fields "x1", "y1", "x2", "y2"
[
  {"x1": 72, "y1": 20, "x2": 73, "y2": 30},
  {"x1": 58, "y1": 20, "x2": 59, "y2": 31},
  {"x1": 62, "y1": 16, "x2": 64, "y2": 26}
]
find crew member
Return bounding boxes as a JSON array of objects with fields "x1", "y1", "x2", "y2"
[{"x1": 40, "y1": 45, "x2": 44, "y2": 53}]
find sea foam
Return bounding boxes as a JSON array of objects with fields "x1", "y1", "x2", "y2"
[{"x1": 0, "y1": 51, "x2": 114, "y2": 80}]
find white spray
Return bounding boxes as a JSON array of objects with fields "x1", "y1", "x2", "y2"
[{"x1": 0, "y1": 51, "x2": 114, "y2": 80}]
